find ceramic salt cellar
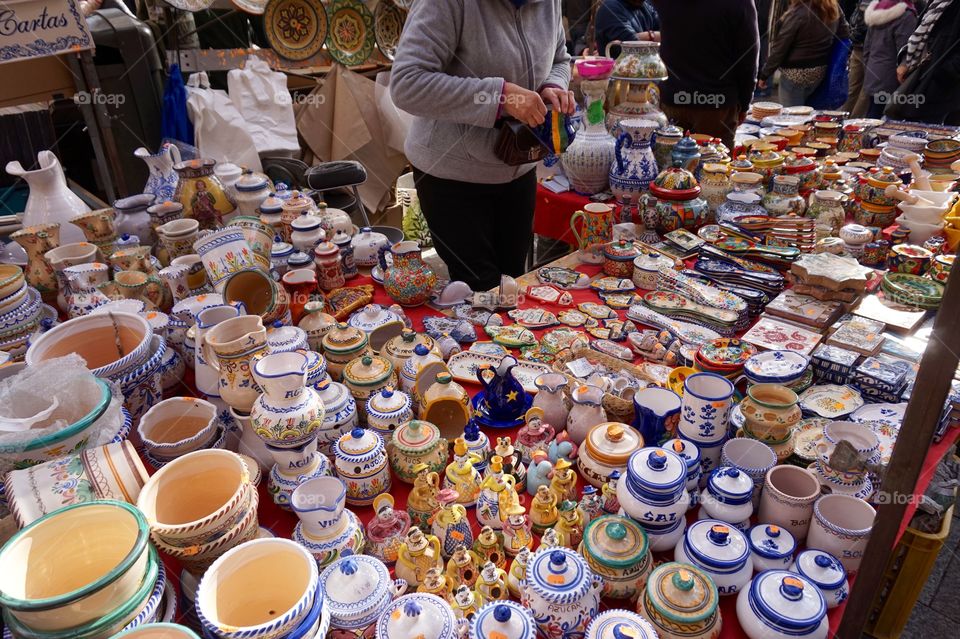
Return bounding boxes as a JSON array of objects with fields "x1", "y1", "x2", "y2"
[
  {"x1": 521, "y1": 547, "x2": 603, "y2": 639},
  {"x1": 408, "y1": 464, "x2": 441, "y2": 531},
  {"x1": 579, "y1": 514, "x2": 652, "y2": 601},
  {"x1": 549, "y1": 457, "x2": 579, "y2": 505},
  {"x1": 699, "y1": 466, "x2": 755, "y2": 526},
  {"x1": 579, "y1": 485, "x2": 604, "y2": 524},
  {"x1": 618, "y1": 447, "x2": 691, "y2": 551},
  {"x1": 383, "y1": 328, "x2": 438, "y2": 374},
  {"x1": 790, "y1": 549, "x2": 848, "y2": 609},
  {"x1": 319, "y1": 554, "x2": 408, "y2": 634},
  {"x1": 342, "y1": 354, "x2": 396, "y2": 422},
  {"x1": 579, "y1": 422, "x2": 644, "y2": 488},
  {"x1": 471, "y1": 601, "x2": 537, "y2": 639},
  {"x1": 374, "y1": 593, "x2": 458, "y2": 639},
  {"x1": 641, "y1": 562, "x2": 722, "y2": 639},
  {"x1": 735, "y1": 571, "x2": 828, "y2": 639},
  {"x1": 531, "y1": 485, "x2": 559, "y2": 533},
  {"x1": 366, "y1": 493, "x2": 412, "y2": 564},
  {"x1": 388, "y1": 419, "x2": 449, "y2": 483},
  {"x1": 366, "y1": 387, "x2": 413, "y2": 442},
  {"x1": 443, "y1": 437, "x2": 483, "y2": 506},
  {"x1": 433, "y1": 489, "x2": 475, "y2": 558},
  {"x1": 664, "y1": 437, "x2": 703, "y2": 503},
  {"x1": 396, "y1": 528, "x2": 444, "y2": 588},
  {"x1": 675, "y1": 520, "x2": 753, "y2": 596},
  {"x1": 492, "y1": 435, "x2": 526, "y2": 490},
  {"x1": 333, "y1": 427, "x2": 391, "y2": 506},
  {"x1": 748, "y1": 524, "x2": 798, "y2": 573}
]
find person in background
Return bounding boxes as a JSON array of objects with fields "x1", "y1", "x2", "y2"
[
  {"x1": 756, "y1": 0, "x2": 775, "y2": 97},
  {"x1": 758, "y1": 0, "x2": 850, "y2": 107},
  {"x1": 594, "y1": 0, "x2": 659, "y2": 57},
  {"x1": 862, "y1": 0, "x2": 918, "y2": 117},
  {"x1": 390, "y1": 0, "x2": 574, "y2": 292},
  {"x1": 893, "y1": 0, "x2": 960, "y2": 123},
  {"x1": 842, "y1": 1, "x2": 871, "y2": 115},
  {"x1": 564, "y1": 0, "x2": 594, "y2": 54},
  {"x1": 651, "y1": 0, "x2": 759, "y2": 150}
]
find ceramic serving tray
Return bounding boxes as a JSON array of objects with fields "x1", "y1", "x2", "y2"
[
  {"x1": 446, "y1": 351, "x2": 551, "y2": 394},
  {"x1": 850, "y1": 402, "x2": 907, "y2": 428},
  {"x1": 798, "y1": 384, "x2": 865, "y2": 419},
  {"x1": 826, "y1": 317, "x2": 885, "y2": 356},
  {"x1": 743, "y1": 349, "x2": 809, "y2": 383},
  {"x1": 792, "y1": 417, "x2": 829, "y2": 462},
  {"x1": 469, "y1": 341, "x2": 508, "y2": 356},
  {"x1": 643, "y1": 291, "x2": 740, "y2": 326},
  {"x1": 741, "y1": 316, "x2": 822, "y2": 355},
  {"x1": 484, "y1": 324, "x2": 537, "y2": 348},
  {"x1": 626, "y1": 303, "x2": 722, "y2": 346},
  {"x1": 764, "y1": 290, "x2": 843, "y2": 330},
  {"x1": 578, "y1": 302, "x2": 617, "y2": 319},
  {"x1": 599, "y1": 291, "x2": 643, "y2": 309},
  {"x1": 657, "y1": 267, "x2": 748, "y2": 317}
]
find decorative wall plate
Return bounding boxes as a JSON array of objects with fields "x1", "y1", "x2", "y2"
[
  {"x1": 264, "y1": 0, "x2": 328, "y2": 60},
  {"x1": 373, "y1": 0, "x2": 406, "y2": 60},
  {"x1": 792, "y1": 418, "x2": 829, "y2": 462},
  {"x1": 446, "y1": 351, "x2": 550, "y2": 394},
  {"x1": 741, "y1": 316, "x2": 821, "y2": 355},
  {"x1": 484, "y1": 324, "x2": 537, "y2": 348},
  {"x1": 541, "y1": 328, "x2": 590, "y2": 354},
  {"x1": 326, "y1": 0, "x2": 375, "y2": 66},
  {"x1": 558, "y1": 310, "x2": 591, "y2": 327},
  {"x1": 578, "y1": 302, "x2": 616, "y2": 319},
  {"x1": 232, "y1": 0, "x2": 268, "y2": 15},
  {"x1": 423, "y1": 316, "x2": 477, "y2": 342},
  {"x1": 626, "y1": 303, "x2": 722, "y2": 346},
  {"x1": 507, "y1": 308, "x2": 559, "y2": 329},
  {"x1": 798, "y1": 384, "x2": 865, "y2": 419},
  {"x1": 743, "y1": 350, "x2": 809, "y2": 383},
  {"x1": 469, "y1": 341, "x2": 508, "y2": 357}
]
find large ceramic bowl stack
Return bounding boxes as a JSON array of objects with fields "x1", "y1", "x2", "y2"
[
  {"x1": 136, "y1": 450, "x2": 258, "y2": 577},
  {"x1": 895, "y1": 189, "x2": 956, "y2": 243},
  {"x1": 924, "y1": 138, "x2": 960, "y2": 173},
  {"x1": 0, "y1": 265, "x2": 43, "y2": 361},
  {"x1": 751, "y1": 101, "x2": 783, "y2": 121},
  {"x1": 138, "y1": 397, "x2": 226, "y2": 469},
  {"x1": 0, "y1": 500, "x2": 170, "y2": 639}
]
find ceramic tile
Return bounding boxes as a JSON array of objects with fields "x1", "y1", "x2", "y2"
[{"x1": 741, "y1": 316, "x2": 821, "y2": 355}]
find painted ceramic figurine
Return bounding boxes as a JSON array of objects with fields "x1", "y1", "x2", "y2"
[
  {"x1": 526, "y1": 450, "x2": 554, "y2": 497},
  {"x1": 493, "y1": 436, "x2": 527, "y2": 491},
  {"x1": 396, "y1": 526, "x2": 443, "y2": 587},
  {"x1": 451, "y1": 585, "x2": 481, "y2": 620},
  {"x1": 539, "y1": 528, "x2": 562, "y2": 549},
  {"x1": 578, "y1": 485, "x2": 604, "y2": 525},
  {"x1": 548, "y1": 431, "x2": 579, "y2": 463},
  {"x1": 446, "y1": 544, "x2": 483, "y2": 589},
  {"x1": 408, "y1": 463, "x2": 441, "y2": 531},
  {"x1": 432, "y1": 488, "x2": 474, "y2": 558},
  {"x1": 602, "y1": 469, "x2": 621, "y2": 514},
  {"x1": 502, "y1": 504, "x2": 533, "y2": 557},
  {"x1": 473, "y1": 525, "x2": 507, "y2": 569},
  {"x1": 365, "y1": 493, "x2": 411, "y2": 564},
  {"x1": 443, "y1": 437, "x2": 483, "y2": 507},
  {"x1": 554, "y1": 500, "x2": 585, "y2": 549},
  {"x1": 531, "y1": 484, "x2": 559, "y2": 534},
  {"x1": 463, "y1": 419, "x2": 491, "y2": 473},
  {"x1": 418, "y1": 566, "x2": 454, "y2": 601},
  {"x1": 475, "y1": 561, "x2": 509, "y2": 602},
  {"x1": 516, "y1": 407, "x2": 556, "y2": 463},
  {"x1": 476, "y1": 456, "x2": 519, "y2": 530},
  {"x1": 507, "y1": 546, "x2": 530, "y2": 599},
  {"x1": 549, "y1": 457, "x2": 579, "y2": 505}
]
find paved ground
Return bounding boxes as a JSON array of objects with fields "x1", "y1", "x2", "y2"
[{"x1": 901, "y1": 499, "x2": 960, "y2": 636}]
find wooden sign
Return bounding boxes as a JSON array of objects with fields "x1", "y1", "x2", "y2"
[{"x1": 0, "y1": 0, "x2": 92, "y2": 64}]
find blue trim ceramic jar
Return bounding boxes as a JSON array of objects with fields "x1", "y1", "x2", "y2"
[
  {"x1": 374, "y1": 593, "x2": 457, "y2": 639},
  {"x1": 790, "y1": 550, "x2": 848, "y2": 610},
  {"x1": 663, "y1": 438, "x2": 703, "y2": 503},
  {"x1": 735, "y1": 570, "x2": 828, "y2": 639},
  {"x1": 333, "y1": 428, "x2": 391, "y2": 506},
  {"x1": 584, "y1": 609, "x2": 659, "y2": 639},
  {"x1": 318, "y1": 555, "x2": 407, "y2": 631},
  {"x1": 617, "y1": 447, "x2": 691, "y2": 535},
  {"x1": 699, "y1": 466, "x2": 754, "y2": 526},
  {"x1": 521, "y1": 548, "x2": 602, "y2": 639},
  {"x1": 675, "y1": 519, "x2": 753, "y2": 596},
  {"x1": 748, "y1": 525, "x2": 797, "y2": 572},
  {"x1": 471, "y1": 601, "x2": 536, "y2": 639}
]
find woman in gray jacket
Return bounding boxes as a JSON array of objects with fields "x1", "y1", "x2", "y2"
[
  {"x1": 390, "y1": 0, "x2": 573, "y2": 291},
  {"x1": 862, "y1": 0, "x2": 917, "y2": 117}
]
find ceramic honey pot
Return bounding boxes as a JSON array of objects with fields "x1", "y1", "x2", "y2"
[
  {"x1": 332, "y1": 428, "x2": 391, "y2": 506},
  {"x1": 521, "y1": 547, "x2": 603, "y2": 639},
  {"x1": 395, "y1": 527, "x2": 444, "y2": 588}
]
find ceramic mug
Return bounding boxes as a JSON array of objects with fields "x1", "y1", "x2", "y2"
[
  {"x1": 807, "y1": 494, "x2": 876, "y2": 573},
  {"x1": 678, "y1": 372, "x2": 735, "y2": 443},
  {"x1": 159, "y1": 219, "x2": 201, "y2": 262},
  {"x1": 757, "y1": 465, "x2": 822, "y2": 542},
  {"x1": 631, "y1": 387, "x2": 681, "y2": 445},
  {"x1": 193, "y1": 227, "x2": 257, "y2": 293}
]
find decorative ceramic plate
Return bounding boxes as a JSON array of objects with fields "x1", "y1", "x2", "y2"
[
  {"x1": 590, "y1": 277, "x2": 635, "y2": 293},
  {"x1": 558, "y1": 310, "x2": 591, "y2": 327},
  {"x1": 862, "y1": 420, "x2": 898, "y2": 465},
  {"x1": 446, "y1": 351, "x2": 551, "y2": 394},
  {"x1": 849, "y1": 402, "x2": 907, "y2": 428},
  {"x1": 423, "y1": 316, "x2": 477, "y2": 342},
  {"x1": 798, "y1": 384, "x2": 865, "y2": 419},
  {"x1": 538, "y1": 266, "x2": 591, "y2": 289},
  {"x1": 451, "y1": 305, "x2": 502, "y2": 327},
  {"x1": 264, "y1": 0, "x2": 328, "y2": 60},
  {"x1": 326, "y1": 0, "x2": 375, "y2": 66},
  {"x1": 881, "y1": 272, "x2": 944, "y2": 308},
  {"x1": 642, "y1": 362, "x2": 673, "y2": 387},
  {"x1": 507, "y1": 308, "x2": 559, "y2": 329},
  {"x1": 590, "y1": 339, "x2": 633, "y2": 361},
  {"x1": 698, "y1": 338, "x2": 758, "y2": 369},
  {"x1": 578, "y1": 302, "x2": 616, "y2": 319},
  {"x1": 484, "y1": 324, "x2": 537, "y2": 348},
  {"x1": 526, "y1": 285, "x2": 573, "y2": 306},
  {"x1": 373, "y1": 0, "x2": 406, "y2": 60},
  {"x1": 793, "y1": 417, "x2": 829, "y2": 462},
  {"x1": 741, "y1": 317, "x2": 821, "y2": 356},
  {"x1": 231, "y1": 0, "x2": 268, "y2": 15},
  {"x1": 743, "y1": 350, "x2": 810, "y2": 383},
  {"x1": 469, "y1": 341, "x2": 508, "y2": 357}
]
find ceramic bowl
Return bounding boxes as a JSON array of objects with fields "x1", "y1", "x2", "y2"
[
  {"x1": 0, "y1": 265, "x2": 25, "y2": 300},
  {"x1": 111, "y1": 623, "x2": 201, "y2": 639},
  {"x1": 822, "y1": 421, "x2": 879, "y2": 459},
  {"x1": 898, "y1": 202, "x2": 948, "y2": 225},
  {"x1": 720, "y1": 438, "x2": 777, "y2": 493},
  {"x1": 757, "y1": 465, "x2": 822, "y2": 542},
  {"x1": 807, "y1": 494, "x2": 876, "y2": 573},
  {"x1": 196, "y1": 538, "x2": 319, "y2": 639},
  {"x1": 152, "y1": 488, "x2": 259, "y2": 567},
  {"x1": 139, "y1": 397, "x2": 220, "y2": 460},
  {"x1": 137, "y1": 450, "x2": 252, "y2": 544},
  {"x1": 0, "y1": 284, "x2": 28, "y2": 316},
  {"x1": 26, "y1": 311, "x2": 153, "y2": 379},
  {"x1": 894, "y1": 215, "x2": 945, "y2": 244},
  {"x1": 0, "y1": 501, "x2": 150, "y2": 632}
]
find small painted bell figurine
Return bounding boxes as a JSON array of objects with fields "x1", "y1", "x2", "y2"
[
  {"x1": 396, "y1": 526, "x2": 443, "y2": 587},
  {"x1": 432, "y1": 488, "x2": 474, "y2": 558},
  {"x1": 493, "y1": 436, "x2": 526, "y2": 491},
  {"x1": 531, "y1": 484, "x2": 559, "y2": 534},
  {"x1": 408, "y1": 463, "x2": 441, "y2": 531},
  {"x1": 502, "y1": 504, "x2": 533, "y2": 557},
  {"x1": 476, "y1": 455, "x2": 519, "y2": 530},
  {"x1": 516, "y1": 407, "x2": 555, "y2": 463},
  {"x1": 475, "y1": 561, "x2": 508, "y2": 603},
  {"x1": 526, "y1": 450, "x2": 554, "y2": 497},
  {"x1": 365, "y1": 493, "x2": 411, "y2": 564},
  {"x1": 463, "y1": 418, "x2": 491, "y2": 473},
  {"x1": 418, "y1": 566, "x2": 454, "y2": 600},
  {"x1": 602, "y1": 469, "x2": 621, "y2": 514},
  {"x1": 578, "y1": 485, "x2": 604, "y2": 525},
  {"x1": 554, "y1": 500, "x2": 585, "y2": 549},
  {"x1": 443, "y1": 437, "x2": 483, "y2": 507},
  {"x1": 507, "y1": 546, "x2": 530, "y2": 599},
  {"x1": 547, "y1": 431, "x2": 579, "y2": 463},
  {"x1": 473, "y1": 525, "x2": 506, "y2": 569},
  {"x1": 451, "y1": 585, "x2": 481, "y2": 620},
  {"x1": 446, "y1": 544, "x2": 483, "y2": 589},
  {"x1": 549, "y1": 457, "x2": 579, "y2": 505}
]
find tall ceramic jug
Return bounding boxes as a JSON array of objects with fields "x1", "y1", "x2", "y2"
[
  {"x1": 476, "y1": 356, "x2": 526, "y2": 422},
  {"x1": 383, "y1": 241, "x2": 437, "y2": 307},
  {"x1": 566, "y1": 384, "x2": 606, "y2": 444},
  {"x1": 609, "y1": 118, "x2": 659, "y2": 204},
  {"x1": 44, "y1": 241, "x2": 99, "y2": 312},
  {"x1": 135, "y1": 143, "x2": 181, "y2": 202},
  {"x1": 193, "y1": 304, "x2": 242, "y2": 398},
  {"x1": 5, "y1": 150, "x2": 87, "y2": 243},
  {"x1": 63, "y1": 262, "x2": 111, "y2": 318},
  {"x1": 10, "y1": 223, "x2": 60, "y2": 303},
  {"x1": 569, "y1": 203, "x2": 613, "y2": 264},
  {"x1": 562, "y1": 79, "x2": 616, "y2": 195}
]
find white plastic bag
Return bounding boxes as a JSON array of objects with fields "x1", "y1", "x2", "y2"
[
  {"x1": 375, "y1": 70, "x2": 412, "y2": 155},
  {"x1": 228, "y1": 56, "x2": 300, "y2": 155},
  {"x1": 185, "y1": 71, "x2": 262, "y2": 171}
]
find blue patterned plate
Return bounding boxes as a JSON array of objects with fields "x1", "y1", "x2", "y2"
[{"x1": 743, "y1": 350, "x2": 810, "y2": 384}]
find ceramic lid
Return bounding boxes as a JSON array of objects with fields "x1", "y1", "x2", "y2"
[
  {"x1": 585, "y1": 609, "x2": 658, "y2": 639},
  {"x1": 705, "y1": 467, "x2": 753, "y2": 505},
  {"x1": 656, "y1": 124, "x2": 683, "y2": 139},
  {"x1": 235, "y1": 171, "x2": 270, "y2": 192},
  {"x1": 314, "y1": 241, "x2": 340, "y2": 258},
  {"x1": 282, "y1": 190, "x2": 314, "y2": 211},
  {"x1": 368, "y1": 387, "x2": 411, "y2": 414},
  {"x1": 650, "y1": 167, "x2": 701, "y2": 201},
  {"x1": 582, "y1": 515, "x2": 648, "y2": 569},
  {"x1": 793, "y1": 550, "x2": 847, "y2": 590},
  {"x1": 386, "y1": 329, "x2": 435, "y2": 360},
  {"x1": 319, "y1": 555, "x2": 390, "y2": 617},
  {"x1": 663, "y1": 438, "x2": 701, "y2": 469},
  {"x1": 348, "y1": 304, "x2": 401, "y2": 332},
  {"x1": 287, "y1": 251, "x2": 312, "y2": 267},
  {"x1": 526, "y1": 547, "x2": 595, "y2": 603},
  {"x1": 633, "y1": 251, "x2": 672, "y2": 272},
  {"x1": 267, "y1": 325, "x2": 307, "y2": 353},
  {"x1": 471, "y1": 601, "x2": 536, "y2": 639},
  {"x1": 392, "y1": 420, "x2": 442, "y2": 453},
  {"x1": 291, "y1": 212, "x2": 322, "y2": 232},
  {"x1": 271, "y1": 241, "x2": 294, "y2": 258},
  {"x1": 783, "y1": 154, "x2": 817, "y2": 172},
  {"x1": 867, "y1": 166, "x2": 900, "y2": 187},
  {"x1": 259, "y1": 194, "x2": 284, "y2": 213},
  {"x1": 748, "y1": 525, "x2": 797, "y2": 560},
  {"x1": 147, "y1": 200, "x2": 183, "y2": 216},
  {"x1": 683, "y1": 520, "x2": 750, "y2": 569},
  {"x1": 747, "y1": 571, "x2": 826, "y2": 633},
  {"x1": 322, "y1": 323, "x2": 368, "y2": 353},
  {"x1": 645, "y1": 562, "x2": 718, "y2": 624},
  {"x1": 730, "y1": 155, "x2": 754, "y2": 170},
  {"x1": 603, "y1": 241, "x2": 639, "y2": 262},
  {"x1": 749, "y1": 149, "x2": 784, "y2": 167},
  {"x1": 585, "y1": 422, "x2": 644, "y2": 466},
  {"x1": 625, "y1": 447, "x2": 686, "y2": 493},
  {"x1": 375, "y1": 593, "x2": 457, "y2": 639},
  {"x1": 344, "y1": 355, "x2": 393, "y2": 386},
  {"x1": 337, "y1": 428, "x2": 384, "y2": 457}
]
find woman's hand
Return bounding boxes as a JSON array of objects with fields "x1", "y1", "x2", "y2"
[
  {"x1": 757, "y1": 79, "x2": 768, "y2": 90},
  {"x1": 897, "y1": 64, "x2": 909, "y2": 83},
  {"x1": 503, "y1": 82, "x2": 548, "y2": 127},
  {"x1": 540, "y1": 86, "x2": 576, "y2": 116}
]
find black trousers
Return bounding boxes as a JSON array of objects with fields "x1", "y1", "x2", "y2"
[{"x1": 413, "y1": 167, "x2": 537, "y2": 292}]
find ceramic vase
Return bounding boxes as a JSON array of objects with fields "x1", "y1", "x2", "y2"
[
  {"x1": 566, "y1": 384, "x2": 606, "y2": 445},
  {"x1": 562, "y1": 79, "x2": 616, "y2": 195},
  {"x1": 383, "y1": 241, "x2": 437, "y2": 307},
  {"x1": 135, "y1": 143, "x2": 181, "y2": 202},
  {"x1": 172, "y1": 159, "x2": 236, "y2": 230},
  {"x1": 114, "y1": 193, "x2": 157, "y2": 247},
  {"x1": 609, "y1": 118, "x2": 659, "y2": 203},
  {"x1": 193, "y1": 227, "x2": 257, "y2": 294},
  {"x1": 11, "y1": 223, "x2": 59, "y2": 302},
  {"x1": 531, "y1": 373, "x2": 570, "y2": 432},
  {"x1": 762, "y1": 175, "x2": 807, "y2": 216}
]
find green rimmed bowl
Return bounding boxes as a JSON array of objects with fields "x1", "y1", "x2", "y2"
[
  {"x1": 0, "y1": 501, "x2": 152, "y2": 632},
  {"x1": 880, "y1": 272, "x2": 944, "y2": 309}
]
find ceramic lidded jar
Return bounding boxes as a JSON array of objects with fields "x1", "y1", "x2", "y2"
[
  {"x1": 233, "y1": 171, "x2": 272, "y2": 218},
  {"x1": 699, "y1": 163, "x2": 732, "y2": 216},
  {"x1": 367, "y1": 387, "x2": 414, "y2": 441},
  {"x1": 351, "y1": 227, "x2": 390, "y2": 267},
  {"x1": 790, "y1": 550, "x2": 848, "y2": 610},
  {"x1": 388, "y1": 419, "x2": 449, "y2": 483},
  {"x1": 735, "y1": 571, "x2": 828, "y2": 639},
  {"x1": 579, "y1": 514, "x2": 652, "y2": 601},
  {"x1": 585, "y1": 609, "x2": 659, "y2": 639},
  {"x1": 383, "y1": 329, "x2": 437, "y2": 374},
  {"x1": 314, "y1": 376, "x2": 359, "y2": 458},
  {"x1": 318, "y1": 554, "x2": 406, "y2": 632},
  {"x1": 664, "y1": 438, "x2": 703, "y2": 499},
  {"x1": 113, "y1": 193, "x2": 156, "y2": 246},
  {"x1": 321, "y1": 322, "x2": 372, "y2": 381},
  {"x1": 290, "y1": 212, "x2": 325, "y2": 253},
  {"x1": 471, "y1": 600, "x2": 537, "y2": 639},
  {"x1": 807, "y1": 190, "x2": 845, "y2": 233},
  {"x1": 675, "y1": 520, "x2": 753, "y2": 596},
  {"x1": 374, "y1": 593, "x2": 458, "y2": 639},
  {"x1": 333, "y1": 428, "x2": 391, "y2": 506},
  {"x1": 748, "y1": 524, "x2": 797, "y2": 573},
  {"x1": 521, "y1": 547, "x2": 603, "y2": 639},
  {"x1": 348, "y1": 303, "x2": 402, "y2": 335},
  {"x1": 648, "y1": 167, "x2": 709, "y2": 233},
  {"x1": 698, "y1": 467, "x2": 755, "y2": 525},
  {"x1": 602, "y1": 240, "x2": 639, "y2": 278},
  {"x1": 579, "y1": 422, "x2": 644, "y2": 488},
  {"x1": 641, "y1": 562, "x2": 722, "y2": 639},
  {"x1": 618, "y1": 447, "x2": 691, "y2": 538},
  {"x1": 762, "y1": 175, "x2": 807, "y2": 216},
  {"x1": 343, "y1": 354, "x2": 397, "y2": 421},
  {"x1": 299, "y1": 301, "x2": 337, "y2": 351},
  {"x1": 316, "y1": 202, "x2": 354, "y2": 237}
]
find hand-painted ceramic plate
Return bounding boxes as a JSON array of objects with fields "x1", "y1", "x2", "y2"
[
  {"x1": 231, "y1": 0, "x2": 268, "y2": 15},
  {"x1": 484, "y1": 324, "x2": 537, "y2": 348},
  {"x1": 469, "y1": 341, "x2": 508, "y2": 357},
  {"x1": 698, "y1": 338, "x2": 758, "y2": 369},
  {"x1": 374, "y1": 0, "x2": 406, "y2": 60},
  {"x1": 326, "y1": 0, "x2": 375, "y2": 66},
  {"x1": 849, "y1": 402, "x2": 907, "y2": 428},
  {"x1": 743, "y1": 350, "x2": 810, "y2": 383},
  {"x1": 264, "y1": 0, "x2": 328, "y2": 60},
  {"x1": 793, "y1": 418, "x2": 829, "y2": 462},
  {"x1": 798, "y1": 384, "x2": 865, "y2": 419}
]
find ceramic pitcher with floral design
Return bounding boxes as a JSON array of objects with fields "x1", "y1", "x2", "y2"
[
  {"x1": 569, "y1": 203, "x2": 613, "y2": 264},
  {"x1": 11, "y1": 223, "x2": 59, "y2": 302},
  {"x1": 201, "y1": 314, "x2": 268, "y2": 412}
]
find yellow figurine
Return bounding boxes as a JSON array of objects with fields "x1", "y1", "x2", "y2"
[
  {"x1": 554, "y1": 499, "x2": 585, "y2": 549},
  {"x1": 549, "y1": 457, "x2": 578, "y2": 505},
  {"x1": 539, "y1": 527, "x2": 561, "y2": 549},
  {"x1": 507, "y1": 546, "x2": 530, "y2": 599},
  {"x1": 473, "y1": 525, "x2": 506, "y2": 569},
  {"x1": 418, "y1": 566, "x2": 453, "y2": 600},
  {"x1": 443, "y1": 437, "x2": 483, "y2": 506},
  {"x1": 475, "y1": 561, "x2": 508, "y2": 602},
  {"x1": 407, "y1": 463, "x2": 441, "y2": 530},
  {"x1": 502, "y1": 504, "x2": 533, "y2": 556},
  {"x1": 451, "y1": 584, "x2": 481, "y2": 620},
  {"x1": 395, "y1": 526, "x2": 443, "y2": 587},
  {"x1": 446, "y1": 544, "x2": 483, "y2": 588},
  {"x1": 476, "y1": 456, "x2": 520, "y2": 531},
  {"x1": 530, "y1": 484, "x2": 559, "y2": 534}
]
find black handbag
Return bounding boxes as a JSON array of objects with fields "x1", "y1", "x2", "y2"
[{"x1": 494, "y1": 118, "x2": 551, "y2": 166}]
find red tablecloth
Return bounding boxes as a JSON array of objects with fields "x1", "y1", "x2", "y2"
[{"x1": 534, "y1": 184, "x2": 608, "y2": 244}]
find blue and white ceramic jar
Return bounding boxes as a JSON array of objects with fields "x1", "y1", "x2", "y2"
[
  {"x1": 609, "y1": 118, "x2": 659, "y2": 203},
  {"x1": 471, "y1": 601, "x2": 537, "y2": 639},
  {"x1": 584, "y1": 609, "x2": 659, "y2": 639},
  {"x1": 520, "y1": 548, "x2": 603, "y2": 639},
  {"x1": 748, "y1": 525, "x2": 797, "y2": 572},
  {"x1": 617, "y1": 448, "x2": 691, "y2": 546},
  {"x1": 790, "y1": 550, "x2": 848, "y2": 610},
  {"x1": 736, "y1": 571, "x2": 828, "y2": 639},
  {"x1": 375, "y1": 593, "x2": 458, "y2": 639},
  {"x1": 318, "y1": 555, "x2": 407, "y2": 632},
  {"x1": 366, "y1": 387, "x2": 414, "y2": 442},
  {"x1": 699, "y1": 466, "x2": 754, "y2": 526},
  {"x1": 333, "y1": 428, "x2": 391, "y2": 506},
  {"x1": 675, "y1": 519, "x2": 753, "y2": 596},
  {"x1": 313, "y1": 376, "x2": 358, "y2": 458},
  {"x1": 663, "y1": 438, "x2": 702, "y2": 504}
]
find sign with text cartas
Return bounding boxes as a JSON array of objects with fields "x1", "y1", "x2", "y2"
[{"x1": 0, "y1": 0, "x2": 93, "y2": 65}]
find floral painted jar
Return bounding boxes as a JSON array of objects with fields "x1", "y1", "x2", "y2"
[
  {"x1": 807, "y1": 190, "x2": 845, "y2": 233},
  {"x1": 762, "y1": 175, "x2": 807, "y2": 216},
  {"x1": 366, "y1": 387, "x2": 414, "y2": 441},
  {"x1": 579, "y1": 515, "x2": 652, "y2": 601},
  {"x1": 747, "y1": 524, "x2": 797, "y2": 573},
  {"x1": 521, "y1": 547, "x2": 603, "y2": 639},
  {"x1": 602, "y1": 241, "x2": 639, "y2": 278},
  {"x1": 578, "y1": 422, "x2": 645, "y2": 488},
  {"x1": 649, "y1": 167, "x2": 709, "y2": 233},
  {"x1": 333, "y1": 428, "x2": 391, "y2": 506},
  {"x1": 321, "y1": 322, "x2": 372, "y2": 381},
  {"x1": 738, "y1": 384, "x2": 801, "y2": 443},
  {"x1": 641, "y1": 562, "x2": 722, "y2": 639},
  {"x1": 374, "y1": 593, "x2": 458, "y2": 639},
  {"x1": 928, "y1": 254, "x2": 954, "y2": 283},
  {"x1": 617, "y1": 448, "x2": 691, "y2": 548},
  {"x1": 782, "y1": 155, "x2": 820, "y2": 196},
  {"x1": 343, "y1": 354, "x2": 397, "y2": 422},
  {"x1": 675, "y1": 520, "x2": 753, "y2": 596},
  {"x1": 735, "y1": 571, "x2": 827, "y2": 639},
  {"x1": 699, "y1": 163, "x2": 732, "y2": 216},
  {"x1": 790, "y1": 550, "x2": 848, "y2": 610},
  {"x1": 387, "y1": 419, "x2": 449, "y2": 483},
  {"x1": 855, "y1": 166, "x2": 901, "y2": 207},
  {"x1": 748, "y1": 150, "x2": 784, "y2": 188},
  {"x1": 698, "y1": 467, "x2": 754, "y2": 525}
]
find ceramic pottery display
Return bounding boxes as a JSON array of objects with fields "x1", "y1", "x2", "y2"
[
  {"x1": 563, "y1": 79, "x2": 616, "y2": 195},
  {"x1": 173, "y1": 159, "x2": 236, "y2": 229},
  {"x1": 521, "y1": 547, "x2": 602, "y2": 639},
  {"x1": 617, "y1": 447, "x2": 690, "y2": 551},
  {"x1": 675, "y1": 520, "x2": 753, "y2": 596},
  {"x1": 640, "y1": 562, "x2": 722, "y2": 639},
  {"x1": 333, "y1": 428, "x2": 391, "y2": 506},
  {"x1": 578, "y1": 514, "x2": 651, "y2": 601},
  {"x1": 383, "y1": 241, "x2": 437, "y2": 307},
  {"x1": 735, "y1": 571, "x2": 827, "y2": 639},
  {"x1": 609, "y1": 118, "x2": 659, "y2": 203}
]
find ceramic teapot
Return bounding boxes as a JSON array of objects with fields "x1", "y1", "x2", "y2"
[{"x1": 477, "y1": 356, "x2": 527, "y2": 422}]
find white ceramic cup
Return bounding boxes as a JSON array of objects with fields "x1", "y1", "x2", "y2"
[
  {"x1": 807, "y1": 493, "x2": 876, "y2": 573},
  {"x1": 757, "y1": 465, "x2": 822, "y2": 542}
]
